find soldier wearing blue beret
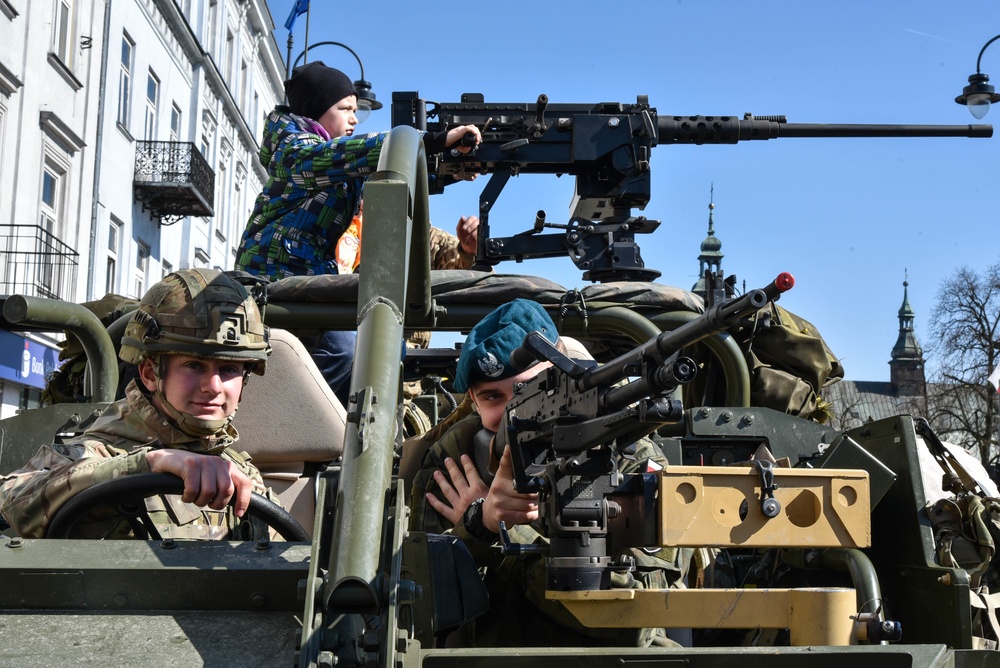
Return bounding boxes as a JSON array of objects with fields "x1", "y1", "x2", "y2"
[{"x1": 408, "y1": 299, "x2": 686, "y2": 647}]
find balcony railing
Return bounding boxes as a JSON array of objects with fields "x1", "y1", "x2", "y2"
[
  {"x1": 133, "y1": 140, "x2": 215, "y2": 224},
  {"x1": 0, "y1": 224, "x2": 79, "y2": 300}
]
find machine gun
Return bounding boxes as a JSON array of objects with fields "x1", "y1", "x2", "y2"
[
  {"x1": 392, "y1": 92, "x2": 992, "y2": 282},
  {"x1": 493, "y1": 272, "x2": 794, "y2": 591}
]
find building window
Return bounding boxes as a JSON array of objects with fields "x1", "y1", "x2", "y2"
[
  {"x1": 118, "y1": 34, "x2": 134, "y2": 127},
  {"x1": 52, "y1": 0, "x2": 74, "y2": 66},
  {"x1": 207, "y1": 0, "x2": 218, "y2": 55},
  {"x1": 106, "y1": 217, "x2": 121, "y2": 294},
  {"x1": 38, "y1": 167, "x2": 62, "y2": 295},
  {"x1": 144, "y1": 71, "x2": 159, "y2": 141},
  {"x1": 252, "y1": 92, "x2": 259, "y2": 136},
  {"x1": 225, "y1": 30, "x2": 234, "y2": 84},
  {"x1": 134, "y1": 242, "x2": 149, "y2": 298},
  {"x1": 170, "y1": 103, "x2": 182, "y2": 142},
  {"x1": 240, "y1": 60, "x2": 248, "y2": 109}
]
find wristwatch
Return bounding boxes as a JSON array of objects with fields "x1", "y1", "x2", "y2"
[{"x1": 462, "y1": 498, "x2": 499, "y2": 542}]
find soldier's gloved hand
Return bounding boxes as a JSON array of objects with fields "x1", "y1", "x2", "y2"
[
  {"x1": 145, "y1": 449, "x2": 253, "y2": 517},
  {"x1": 482, "y1": 446, "x2": 539, "y2": 533},
  {"x1": 425, "y1": 454, "x2": 490, "y2": 526}
]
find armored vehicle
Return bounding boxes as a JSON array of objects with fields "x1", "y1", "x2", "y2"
[{"x1": 0, "y1": 93, "x2": 997, "y2": 667}]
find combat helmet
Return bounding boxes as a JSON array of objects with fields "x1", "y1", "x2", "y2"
[
  {"x1": 120, "y1": 268, "x2": 270, "y2": 376},
  {"x1": 119, "y1": 268, "x2": 270, "y2": 439}
]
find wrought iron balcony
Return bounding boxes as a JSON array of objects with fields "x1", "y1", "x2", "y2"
[
  {"x1": 0, "y1": 224, "x2": 79, "y2": 300},
  {"x1": 133, "y1": 141, "x2": 215, "y2": 224}
]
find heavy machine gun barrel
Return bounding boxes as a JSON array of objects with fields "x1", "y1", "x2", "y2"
[
  {"x1": 392, "y1": 92, "x2": 992, "y2": 282},
  {"x1": 657, "y1": 115, "x2": 992, "y2": 144}
]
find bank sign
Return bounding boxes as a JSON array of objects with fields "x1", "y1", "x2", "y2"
[{"x1": 0, "y1": 330, "x2": 59, "y2": 390}]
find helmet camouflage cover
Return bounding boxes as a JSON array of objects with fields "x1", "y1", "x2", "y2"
[{"x1": 120, "y1": 268, "x2": 270, "y2": 375}]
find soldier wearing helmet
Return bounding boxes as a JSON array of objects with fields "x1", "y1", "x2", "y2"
[{"x1": 0, "y1": 268, "x2": 274, "y2": 539}]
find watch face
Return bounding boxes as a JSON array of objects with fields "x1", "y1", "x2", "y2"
[
  {"x1": 463, "y1": 502, "x2": 478, "y2": 527},
  {"x1": 464, "y1": 498, "x2": 491, "y2": 540}
]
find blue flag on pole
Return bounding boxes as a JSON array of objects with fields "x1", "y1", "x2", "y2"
[{"x1": 284, "y1": 0, "x2": 310, "y2": 31}]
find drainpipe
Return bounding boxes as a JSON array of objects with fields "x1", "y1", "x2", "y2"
[{"x1": 86, "y1": 0, "x2": 112, "y2": 300}]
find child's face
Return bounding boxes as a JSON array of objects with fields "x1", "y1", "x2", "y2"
[{"x1": 318, "y1": 94, "x2": 359, "y2": 138}]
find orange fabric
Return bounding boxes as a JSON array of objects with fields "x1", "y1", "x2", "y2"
[{"x1": 335, "y1": 214, "x2": 363, "y2": 274}]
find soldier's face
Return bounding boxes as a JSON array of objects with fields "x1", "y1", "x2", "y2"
[
  {"x1": 469, "y1": 362, "x2": 552, "y2": 432},
  {"x1": 318, "y1": 94, "x2": 358, "y2": 138},
  {"x1": 140, "y1": 355, "x2": 247, "y2": 421}
]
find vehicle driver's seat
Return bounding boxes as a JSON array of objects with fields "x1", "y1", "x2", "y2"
[{"x1": 230, "y1": 328, "x2": 346, "y2": 536}]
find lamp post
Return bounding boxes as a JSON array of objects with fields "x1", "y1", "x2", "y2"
[
  {"x1": 956, "y1": 34, "x2": 1000, "y2": 119},
  {"x1": 291, "y1": 41, "x2": 382, "y2": 123}
]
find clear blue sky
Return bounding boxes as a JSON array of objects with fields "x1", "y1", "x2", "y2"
[{"x1": 265, "y1": 0, "x2": 999, "y2": 383}]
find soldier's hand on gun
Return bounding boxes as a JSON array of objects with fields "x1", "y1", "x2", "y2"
[
  {"x1": 482, "y1": 446, "x2": 539, "y2": 533},
  {"x1": 145, "y1": 449, "x2": 253, "y2": 518},
  {"x1": 456, "y1": 215, "x2": 479, "y2": 255},
  {"x1": 426, "y1": 454, "x2": 490, "y2": 526}
]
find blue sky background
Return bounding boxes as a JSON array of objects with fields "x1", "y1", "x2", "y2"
[{"x1": 264, "y1": 0, "x2": 999, "y2": 383}]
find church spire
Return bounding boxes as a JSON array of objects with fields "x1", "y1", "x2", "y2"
[
  {"x1": 692, "y1": 185, "x2": 724, "y2": 297},
  {"x1": 889, "y1": 270, "x2": 926, "y2": 394}
]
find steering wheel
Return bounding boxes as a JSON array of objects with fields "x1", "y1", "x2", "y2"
[{"x1": 45, "y1": 472, "x2": 309, "y2": 541}]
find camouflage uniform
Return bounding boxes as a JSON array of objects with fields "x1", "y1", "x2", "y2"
[
  {"x1": 409, "y1": 413, "x2": 687, "y2": 648},
  {"x1": 404, "y1": 225, "x2": 476, "y2": 399},
  {"x1": 2, "y1": 268, "x2": 274, "y2": 540},
  {"x1": 0, "y1": 381, "x2": 269, "y2": 539}
]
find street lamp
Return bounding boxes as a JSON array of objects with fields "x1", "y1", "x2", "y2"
[
  {"x1": 291, "y1": 41, "x2": 382, "y2": 123},
  {"x1": 956, "y1": 34, "x2": 1000, "y2": 119}
]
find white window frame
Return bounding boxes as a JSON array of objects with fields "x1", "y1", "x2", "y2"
[
  {"x1": 144, "y1": 70, "x2": 159, "y2": 141},
  {"x1": 38, "y1": 162, "x2": 65, "y2": 296},
  {"x1": 118, "y1": 34, "x2": 134, "y2": 128},
  {"x1": 134, "y1": 241, "x2": 149, "y2": 299},
  {"x1": 225, "y1": 30, "x2": 234, "y2": 84},
  {"x1": 106, "y1": 217, "x2": 122, "y2": 294},
  {"x1": 170, "y1": 103, "x2": 182, "y2": 142},
  {"x1": 207, "y1": 0, "x2": 218, "y2": 56},
  {"x1": 52, "y1": 0, "x2": 74, "y2": 66}
]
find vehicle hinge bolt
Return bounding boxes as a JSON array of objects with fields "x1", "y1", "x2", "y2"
[
  {"x1": 720, "y1": 410, "x2": 733, "y2": 423},
  {"x1": 698, "y1": 407, "x2": 711, "y2": 419},
  {"x1": 6, "y1": 536, "x2": 23, "y2": 548},
  {"x1": 741, "y1": 413, "x2": 754, "y2": 426},
  {"x1": 160, "y1": 538, "x2": 176, "y2": 549}
]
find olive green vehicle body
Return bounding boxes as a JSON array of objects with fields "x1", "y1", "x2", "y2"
[{"x1": 0, "y1": 126, "x2": 997, "y2": 667}]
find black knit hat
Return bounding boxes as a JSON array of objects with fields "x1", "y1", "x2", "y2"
[{"x1": 284, "y1": 61, "x2": 357, "y2": 121}]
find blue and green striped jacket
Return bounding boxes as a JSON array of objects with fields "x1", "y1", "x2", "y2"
[{"x1": 236, "y1": 108, "x2": 385, "y2": 279}]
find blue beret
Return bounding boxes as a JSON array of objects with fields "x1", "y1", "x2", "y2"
[{"x1": 453, "y1": 299, "x2": 558, "y2": 393}]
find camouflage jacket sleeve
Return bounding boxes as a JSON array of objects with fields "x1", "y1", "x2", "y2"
[
  {"x1": 408, "y1": 414, "x2": 484, "y2": 534},
  {"x1": 428, "y1": 226, "x2": 475, "y2": 270},
  {"x1": 0, "y1": 441, "x2": 151, "y2": 538}
]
